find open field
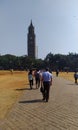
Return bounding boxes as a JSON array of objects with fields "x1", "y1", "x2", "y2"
[
  {"x1": 0, "y1": 71, "x2": 29, "y2": 119},
  {"x1": 54, "y1": 71, "x2": 75, "y2": 82},
  {"x1": 0, "y1": 71, "x2": 75, "y2": 120}
]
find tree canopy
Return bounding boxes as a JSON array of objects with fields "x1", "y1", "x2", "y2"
[{"x1": 0, "y1": 52, "x2": 78, "y2": 72}]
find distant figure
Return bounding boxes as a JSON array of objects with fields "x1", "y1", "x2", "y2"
[
  {"x1": 10, "y1": 69, "x2": 13, "y2": 74},
  {"x1": 28, "y1": 69, "x2": 33, "y2": 89},
  {"x1": 41, "y1": 68, "x2": 53, "y2": 102},
  {"x1": 74, "y1": 72, "x2": 78, "y2": 84},
  {"x1": 34, "y1": 69, "x2": 40, "y2": 89},
  {"x1": 56, "y1": 69, "x2": 59, "y2": 76}
]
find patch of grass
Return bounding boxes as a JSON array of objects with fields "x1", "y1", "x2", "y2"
[
  {"x1": 0, "y1": 71, "x2": 29, "y2": 119},
  {"x1": 53, "y1": 71, "x2": 74, "y2": 82}
]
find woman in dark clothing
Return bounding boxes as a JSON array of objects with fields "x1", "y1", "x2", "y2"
[{"x1": 34, "y1": 69, "x2": 40, "y2": 89}]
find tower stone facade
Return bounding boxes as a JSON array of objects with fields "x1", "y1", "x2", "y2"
[{"x1": 27, "y1": 21, "x2": 36, "y2": 59}]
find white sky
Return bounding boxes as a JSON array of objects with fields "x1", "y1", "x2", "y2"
[{"x1": 0, "y1": 0, "x2": 78, "y2": 59}]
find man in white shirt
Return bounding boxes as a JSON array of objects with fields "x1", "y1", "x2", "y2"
[{"x1": 41, "y1": 68, "x2": 52, "y2": 102}]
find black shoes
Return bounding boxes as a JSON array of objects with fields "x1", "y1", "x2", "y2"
[
  {"x1": 42, "y1": 98, "x2": 48, "y2": 102},
  {"x1": 42, "y1": 98, "x2": 45, "y2": 100}
]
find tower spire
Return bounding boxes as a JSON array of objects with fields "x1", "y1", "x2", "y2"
[
  {"x1": 30, "y1": 20, "x2": 33, "y2": 27},
  {"x1": 27, "y1": 21, "x2": 36, "y2": 59},
  {"x1": 31, "y1": 19, "x2": 32, "y2": 25}
]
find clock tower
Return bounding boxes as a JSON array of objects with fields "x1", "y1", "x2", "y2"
[{"x1": 27, "y1": 20, "x2": 36, "y2": 59}]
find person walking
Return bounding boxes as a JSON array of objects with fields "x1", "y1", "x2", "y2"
[
  {"x1": 41, "y1": 68, "x2": 53, "y2": 102},
  {"x1": 74, "y1": 71, "x2": 78, "y2": 84},
  {"x1": 34, "y1": 69, "x2": 40, "y2": 89},
  {"x1": 56, "y1": 69, "x2": 59, "y2": 76},
  {"x1": 28, "y1": 69, "x2": 33, "y2": 89}
]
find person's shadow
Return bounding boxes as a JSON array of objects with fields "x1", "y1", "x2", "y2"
[
  {"x1": 15, "y1": 88, "x2": 31, "y2": 91},
  {"x1": 19, "y1": 99, "x2": 43, "y2": 104}
]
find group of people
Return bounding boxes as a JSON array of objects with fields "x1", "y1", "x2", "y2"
[
  {"x1": 28, "y1": 69, "x2": 41, "y2": 89},
  {"x1": 28, "y1": 68, "x2": 53, "y2": 102}
]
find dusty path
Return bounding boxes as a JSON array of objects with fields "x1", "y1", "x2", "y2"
[{"x1": 0, "y1": 75, "x2": 78, "y2": 130}]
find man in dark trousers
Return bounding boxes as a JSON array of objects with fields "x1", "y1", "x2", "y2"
[
  {"x1": 41, "y1": 68, "x2": 52, "y2": 102},
  {"x1": 74, "y1": 71, "x2": 78, "y2": 84}
]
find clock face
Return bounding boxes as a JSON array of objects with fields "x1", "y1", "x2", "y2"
[{"x1": 30, "y1": 37, "x2": 32, "y2": 39}]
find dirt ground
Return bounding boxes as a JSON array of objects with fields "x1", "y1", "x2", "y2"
[
  {"x1": 0, "y1": 70, "x2": 75, "y2": 120},
  {"x1": 0, "y1": 71, "x2": 29, "y2": 119}
]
